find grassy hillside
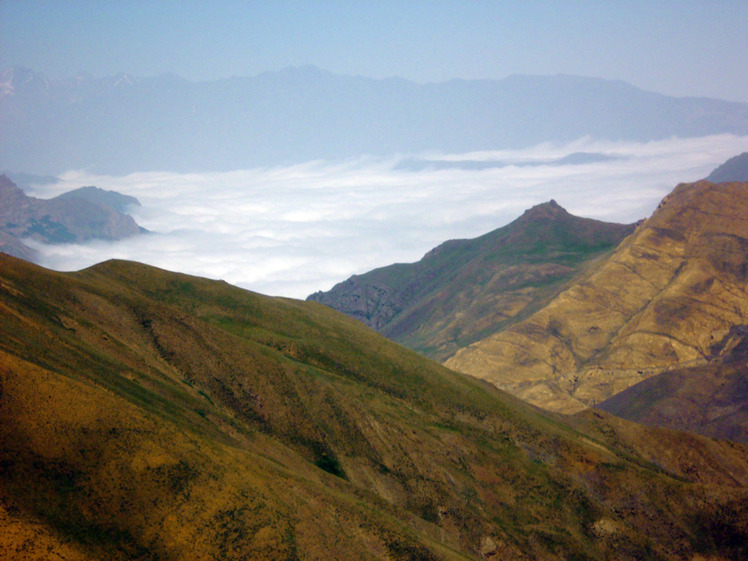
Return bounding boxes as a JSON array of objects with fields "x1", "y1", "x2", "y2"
[{"x1": 2, "y1": 254, "x2": 748, "y2": 560}]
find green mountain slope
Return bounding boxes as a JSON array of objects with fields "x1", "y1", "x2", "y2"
[
  {"x1": 2, "y1": 254, "x2": 748, "y2": 560},
  {"x1": 309, "y1": 201, "x2": 634, "y2": 360}
]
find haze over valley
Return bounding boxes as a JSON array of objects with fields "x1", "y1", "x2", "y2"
[{"x1": 7, "y1": 134, "x2": 746, "y2": 298}]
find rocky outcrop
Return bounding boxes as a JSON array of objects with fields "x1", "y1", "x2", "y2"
[{"x1": 446, "y1": 181, "x2": 748, "y2": 413}]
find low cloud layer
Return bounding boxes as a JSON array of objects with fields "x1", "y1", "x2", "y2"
[{"x1": 25, "y1": 135, "x2": 748, "y2": 298}]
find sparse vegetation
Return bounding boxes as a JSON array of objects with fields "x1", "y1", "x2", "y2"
[{"x1": 1, "y1": 252, "x2": 748, "y2": 560}]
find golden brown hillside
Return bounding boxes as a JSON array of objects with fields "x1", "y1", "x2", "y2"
[
  {"x1": 446, "y1": 181, "x2": 748, "y2": 413},
  {"x1": 597, "y1": 325, "x2": 748, "y2": 442},
  {"x1": 2, "y1": 254, "x2": 748, "y2": 560}
]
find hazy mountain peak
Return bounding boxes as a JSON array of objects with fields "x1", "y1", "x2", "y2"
[
  {"x1": 707, "y1": 152, "x2": 748, "y2": 182},
  {"x1": 0, "y1": 173, "x2": 27, "y2": 203},
  {"x1": 0, "y1": 69, "x2": 14, "y2": 96},
  {"x1": 500, "y1": 72, "x2": 640, "y2": 92},
  {"x1": 258, "y1": 64, "x2": 332, "y2": 81},
  {"x1": 55, "y1": 185, "x2": 141, "y2": 213},
  {"x1": 111, "y1": 72, "x2": 139, "y2": 87},
  {"x1": 0, "y1": 65, "x2": 50, "y2": 97}
]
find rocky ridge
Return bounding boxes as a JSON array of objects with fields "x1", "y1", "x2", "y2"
[{"x1": 309, "y1": 200, "x2": 634, "y2": 360}]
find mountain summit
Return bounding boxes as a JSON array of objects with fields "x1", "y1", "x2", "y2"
[
  {"x1": 309, "y1": 201, "x2": 634, "y2": 360},
  {"x1": 0, "y1": 174, "x2": 144, "y2": 260}
]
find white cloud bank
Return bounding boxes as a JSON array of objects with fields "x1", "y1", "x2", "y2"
[{"x1": 25, "y1": 135, "x2": 748, "y2": 298}]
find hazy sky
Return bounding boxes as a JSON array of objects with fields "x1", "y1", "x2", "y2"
[{"x1": 2, "y1": 1, "x2": 747, "y2": 102}]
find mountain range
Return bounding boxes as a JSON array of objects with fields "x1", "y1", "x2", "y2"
[
  {"x1": 3, "y1": 64, "x2": 748, "y2": 558},
  {"x1": 0, "y1": 174, "x2": 144, "y2": 260},
  {"x1": 3, "y1": 66, "x2": 748, "y2": 174},
  {"x1": 2, "y1": 252, "x2": 748, "y2": 560}
]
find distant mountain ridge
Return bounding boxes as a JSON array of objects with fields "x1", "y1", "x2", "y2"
[
  {"x1": 0, "y1": 174, "x2": 144, "y2": 260},
  {"x1": 707, "y1": 152, "x2": 748, "y2": 182},
  {"x1": 309, "y1": 201, "x2": 635, "y2": 360},
  {"x1": 3, "y1": 65, "x2": 748, "y2": 174}
]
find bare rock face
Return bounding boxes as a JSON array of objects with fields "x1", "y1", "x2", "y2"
[{"x1": 446, "y1": 181, "x2": 748, "y2": 413}]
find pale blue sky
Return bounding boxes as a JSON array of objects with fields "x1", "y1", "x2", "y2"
[{"x1": 1, "y1": 1, "x2": 747, "y2": 101}]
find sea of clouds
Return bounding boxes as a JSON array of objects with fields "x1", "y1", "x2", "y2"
[{"x1": 24, "y1": 135, "x2": 748, "y2": 298}]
